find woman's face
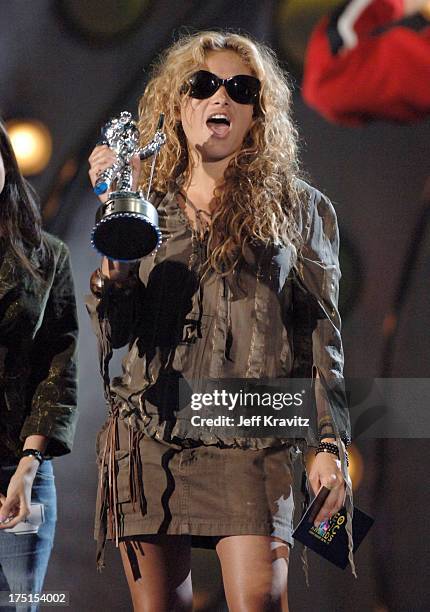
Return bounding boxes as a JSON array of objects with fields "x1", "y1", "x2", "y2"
[{"x1": 180, "y1": 50, "x2": 256, "y2": 163}]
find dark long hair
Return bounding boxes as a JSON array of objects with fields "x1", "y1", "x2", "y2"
[{"x1": 0, "y1": 119, "x2": 47, "y2": 277}]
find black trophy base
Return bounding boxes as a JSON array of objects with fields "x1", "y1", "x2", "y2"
[
  {"x1": 92, "y1": 214, "x2": 159, "y2": 261},
  {"x1": 91, "y1": 192, "x2": 161, "y2": 261}
]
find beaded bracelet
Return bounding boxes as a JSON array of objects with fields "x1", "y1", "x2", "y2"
[
  {"x1": 90, "y1": 267, "x2": 140, "y2": 299},
  {"x1": 21, "y1": 449, "x2": 44, "y2": 465},
  {"x1": 317, "y1": 441, "x2": 339, "y2": 453},
  {"x1": 315, "y1": 441, "x2": 349, "y2": 466},
  {"x1": 318, "y1": 434, "x2": 352, "y2": 448}
]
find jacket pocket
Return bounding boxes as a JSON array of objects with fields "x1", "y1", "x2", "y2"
[
  {"x1": 114, "y1": 450, "x2": 131, "y2": 504},
  {"x1": 96, "y1": 439, "x2": 132, "y2": 505}
]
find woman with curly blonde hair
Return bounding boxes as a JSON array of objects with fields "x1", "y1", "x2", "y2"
[{"x1": 88, "y1": 30, "x2": 352, "y2": 612}]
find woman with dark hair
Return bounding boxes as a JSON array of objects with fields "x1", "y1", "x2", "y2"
[
  {"x1": 87, "y1": 31, "x2": 352, "y2": 612},
  {"x1": 0, "y1": 119, "x2": 78, "y2": 607}
]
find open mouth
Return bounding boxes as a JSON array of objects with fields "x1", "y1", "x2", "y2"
[{"x1": 206, "y1": 114, "x2": 231, "y2": 137}]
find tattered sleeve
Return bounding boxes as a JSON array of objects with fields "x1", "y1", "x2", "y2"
[
  {"x1": 293, "y1": 188, "x2": 351, "y2": 445},
  {"x1": 291, "y1": 186, "x2": 356, "y2": 577}
]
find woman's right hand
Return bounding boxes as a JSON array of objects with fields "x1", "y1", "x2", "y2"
[
  {"x1": 88, "y1": 144, "x2": 118, "y2": 204},
  {"x1": 88, "y1": 145, "x2": 142, "y2": 204}
]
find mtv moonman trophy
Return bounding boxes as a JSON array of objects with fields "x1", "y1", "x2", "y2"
[{"x1": 91, "y1": 110, "x2": 166, "y2": 261}]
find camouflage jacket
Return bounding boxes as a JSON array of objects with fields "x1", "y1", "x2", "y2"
[
  {"x1": 86, "y1": 179, "x2": 351, "y2": 450},
  {"x1": 0, "y1": 232, "x2": 78, "y2": 461}
]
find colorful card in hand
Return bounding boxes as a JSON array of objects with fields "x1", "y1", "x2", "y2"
[{"x1": 292, "y1": 486, "x2": 374, "y2": 569}]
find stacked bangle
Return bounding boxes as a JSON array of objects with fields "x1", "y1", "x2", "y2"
[
  {"x1": 90, "y1": 266, "x2": 140, "y2": 299},
  {"x1": 89, "y1": 268, "x2": 105, "y2": 299},
  {"x1": 318, "y1": 434, "x2": 351, "y2": 448},
  {"x1": 315, "y1": 441, "x2": 349, "y2": 466},
  {"x1": 21, "y1": 449, "x2": 44, "y2": 465}
]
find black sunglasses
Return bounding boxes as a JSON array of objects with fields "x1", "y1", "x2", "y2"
[{"x1": 186, "y1": 70, "x2": 260, "y2": 105}]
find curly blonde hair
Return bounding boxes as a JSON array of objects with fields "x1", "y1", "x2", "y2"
[{"x1": 138, "y1": 30, "x2": 302, "y2": 274}]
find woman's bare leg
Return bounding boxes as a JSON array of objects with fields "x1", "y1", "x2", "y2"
[
  {"x1": 119, "y1": 534, "x2": 193, "y2": 612},
  {"x1": 216, "y1": 535, "x2": 290, "y2": 612}
]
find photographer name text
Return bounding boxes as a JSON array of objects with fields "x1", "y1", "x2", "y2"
[{"x1": 190, "y1": 415, "x2": 309, "y2": 427}]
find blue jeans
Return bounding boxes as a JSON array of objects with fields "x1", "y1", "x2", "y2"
[{"x1": 0, "y1": 461, "x2": 57, "y2": 612}]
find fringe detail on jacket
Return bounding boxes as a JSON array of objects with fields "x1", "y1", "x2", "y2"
[
  {"x1": 96, "y1": 407, "x2": 119, "y2": 572},
  {"x1": 96, "y1": 409, "x2": 147, "y2": 572},
  {"x1": 94, "y1": 305, "x2": 147, "y2": 571},
  {"x1": 339, "y1": 437, "x2": 357, "y2": 578},
  {"x1": 298, "y1": 445, "x2": 310, "y2": 586}
]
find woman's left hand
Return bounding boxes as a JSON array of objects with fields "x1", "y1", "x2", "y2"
[
  {"x1": 308, "y1": 449, "x2": 350, "y2": 527},
  {"x1": 0, "y1": 457, "x2": 39, "y2": 529}
]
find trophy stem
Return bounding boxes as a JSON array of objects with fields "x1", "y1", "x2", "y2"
[{"x1": 146, "y1": 147, "x2": 159, "y2": 200}]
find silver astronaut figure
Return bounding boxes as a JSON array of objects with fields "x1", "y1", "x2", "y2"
[{"x1": 92, "y1": 111, "x2": 166, "y2": 261}]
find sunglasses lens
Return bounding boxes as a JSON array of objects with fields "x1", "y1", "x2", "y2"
[
  {"x1": 189, "y1": 71, "x2": 219, "y2": 99},
  {"x1": 187, "y1": 71, "x2": 260, "y2": 105},
  {"x1": 227, "y1": 76, "x2": 260, "y2": 104}
]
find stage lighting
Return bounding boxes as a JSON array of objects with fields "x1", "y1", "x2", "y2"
[{"x1": 6, "y1": 119, "x2": 52, "y2": 176}]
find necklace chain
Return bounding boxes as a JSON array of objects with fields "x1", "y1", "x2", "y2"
[
  {"x1": 183, "y1": 193, "x2": 213, "y2": 218},
  {"x1": 177, "y1": 190, "x2": 213, "y2": 240}
]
